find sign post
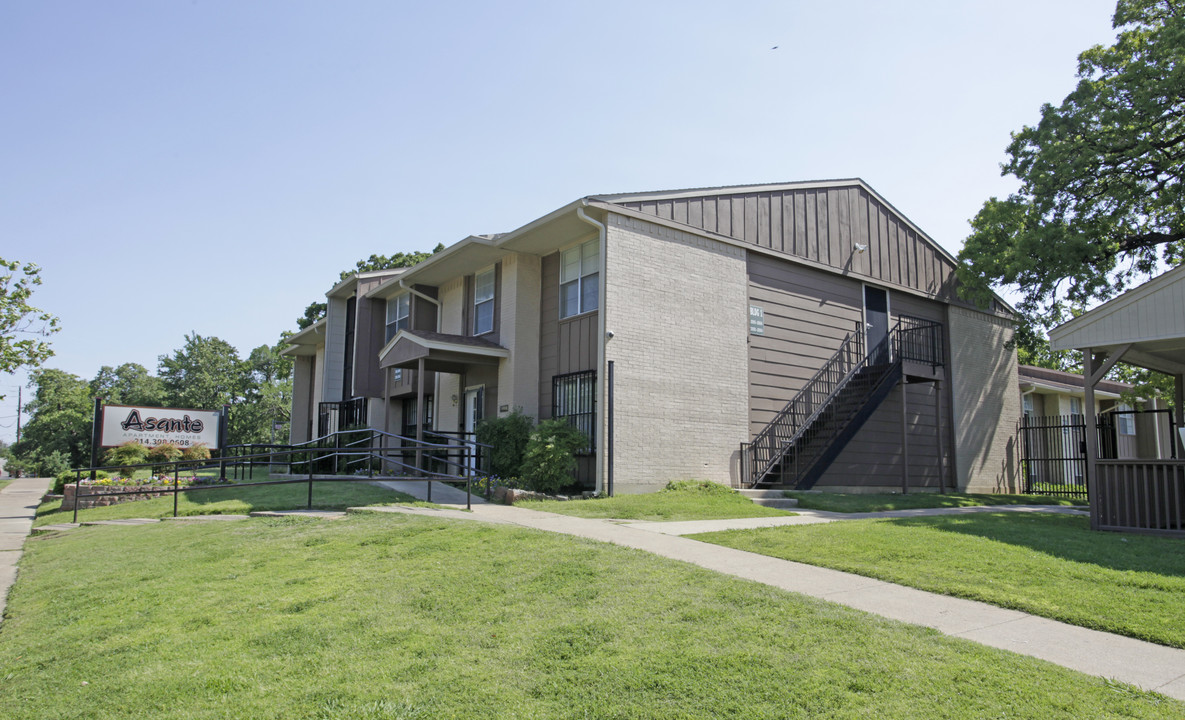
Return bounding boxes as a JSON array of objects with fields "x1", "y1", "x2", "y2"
[{"x1": 89, "y1": 398, "x2": 103, "y2": 481}]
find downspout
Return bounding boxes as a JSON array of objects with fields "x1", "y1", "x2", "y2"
[{"x1": 577, "y1": 201, "x2": 608, "y2": 496}]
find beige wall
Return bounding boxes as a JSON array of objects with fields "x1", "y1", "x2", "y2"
[
  {"x1": 604, "y1": 213, "x2": 750, "y2": 492},
  {"x1": 289, "y1": 355, "x2": 315, "y2": 443},
  {"x1": 434, "y1": 277, "x2": 465, "y2": 433},
  {"x1": 948, "y1": 305, "x2": 1020, "y2": 492},
  {"x1": 323, "y1": 297, "x2": 346, "y2": 402},
  {"x1": 497, "y1": 253, "x2": 542, "y2": 419}
]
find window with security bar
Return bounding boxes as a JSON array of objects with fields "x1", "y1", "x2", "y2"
[{"x1": 552, "y1": 370, "x2": 595, "y2": 453}]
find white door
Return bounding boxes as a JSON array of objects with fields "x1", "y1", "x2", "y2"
[{"x1": 463, "y1": 387, "x2": 483, "y2": 474}]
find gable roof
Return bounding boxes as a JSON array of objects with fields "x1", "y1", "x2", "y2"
[{"x1": 1049, "y1": 264, "x2": 1185, "y2": 375}]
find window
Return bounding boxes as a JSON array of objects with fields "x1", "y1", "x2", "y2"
[
  {"x1": 553, "y1": 370, "x2": 595, "y2": 453},
  {"x1": 1117, "y1": 403, "x2": 1136, "y2": 436},
  {"x1": 1070, "y1": 397, "x2": 1083, "y2": 417},
  {"x1": 473, "y1": 268, "x2": 495, "y2": 335},
  {"x1": 1022, "y1": 394, "x2": 1034, "y2": 418},
  {"x1": 560, "y1": 239, "x2": 599, "y2": 318},
  {"x1": 385, "y1": 294, "x2": 410, "y2": 343}
]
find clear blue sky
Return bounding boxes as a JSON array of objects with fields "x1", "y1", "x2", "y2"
[{"x1": 0, "y1": 0, "x2": 1119, "y2": 442}]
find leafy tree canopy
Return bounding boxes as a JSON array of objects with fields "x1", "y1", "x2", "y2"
[
  {"x1": 958, "y1": 0, "x2": 1184, "y2": 332},
  {"x1": 12, "y1": 368, "x2": 93, "y2": 468},
  {"x1": 0, "y1": 257, "x2": 59, "y2": 396},
  {"x1": 90, "y1": 363, "x2": 166, "y2": 407},
  {"x1": 294, "y1": 244, "x2": 446, "y2": 330},
  {"x1": 158, "y1": 333, "x2": 244, "y2": 411}
]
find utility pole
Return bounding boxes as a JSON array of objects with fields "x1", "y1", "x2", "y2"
[{"x1": 15, "y1": 386, "x2": 21, "y2": 444}]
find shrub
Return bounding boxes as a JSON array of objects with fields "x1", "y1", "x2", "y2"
[
  {"x1": 182, "y1": 443, "x2": 211, "y2": 462},
  {"x1": 520, "y1": 420, "x2": 588, "y2": 493},
  {"x1": 663, "y1": 479, "x2": 736, "y2": 496},
  {"x1": 104, "y1": 441, "x2": 148, "y2": 478},
  {"x1": 475, "y1": 409, "x2": 534, "y2": 479}
]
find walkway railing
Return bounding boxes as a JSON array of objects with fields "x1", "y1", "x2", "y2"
[{"x1": 64, "y1": 428, "x2": 492, "y2": 523}]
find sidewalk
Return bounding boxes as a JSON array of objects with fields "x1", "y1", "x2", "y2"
[
  {"x1": 359, "y1": 486, "x2": 1185, "y2": 701},
  {"x1": 0, "y1": 476, "x2": 51, "y2": 625}
]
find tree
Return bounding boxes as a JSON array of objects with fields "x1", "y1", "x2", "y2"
[
  {"x1": 293, "y1": 244, "x2": 446, "y2": 330},
  {"x1": 11, "y1": 368, "x2": 93, "y2": 469},
  {"x1": 90, "y1": 363, "x2": 166, "y2": 407},
  {"x1": 0, "y1": 257, "x2": 59, "y2": 397},
  {"x1": 234, "y1": 342, "x2": 294, "y2": 444},
  {"x1": 958, "y1": 0, "x2": 1184, "y2": 337},
  {"x1": 158, "y1": 333, "x2": 244, "y2": 412}
]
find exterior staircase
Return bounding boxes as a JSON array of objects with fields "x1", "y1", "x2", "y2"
[{"x1": 741, "y1": 317, "x2": 943, "y2": 490}]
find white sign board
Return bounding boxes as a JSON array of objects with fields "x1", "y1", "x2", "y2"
[{"x1": 100, "y1": 404, "x2": 222, "y2": 449}]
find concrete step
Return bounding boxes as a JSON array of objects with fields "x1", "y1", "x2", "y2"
[
  {"x1": 738, "y1": 489, "x2": 798, "y2": 509},
  {"x1": 738, "y1": 489, "x2": 790, "y2": 499}
]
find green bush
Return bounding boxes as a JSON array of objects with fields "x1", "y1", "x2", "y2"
[
  {"x1": 146, "y1": 442, "x2": 184, "y2": 473},
  {"x1": 182, "y1": 443, "x2": 211, "y2": 462},
  {"x1": 476, "y1": 409, "x2": 534, "y2": 479},
  {"x1": 53, "y1": 469, "x2": 110, "y2": 494},
  {"x1": 520, "y1": 420, "x2": 588, "y2": 493},
  {"x1": 104, "y1": 441, "x2": 148, "y2": 478}
]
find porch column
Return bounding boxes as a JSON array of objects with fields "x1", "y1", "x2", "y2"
[
  {"x1": 1083, "y1": 349, "x2": 1100, "y2": 530},
  {"x1": 416, "y1": 358, "x2": 425, "y2": 476},
  {"x1": 382, "y1": 368, "x2": 390, "y2": 473},
  {"x1": 1176, "y1": 374, "x2": 1184, "y2": 457},
  {"x1": 900, "y1": 381, "x2": 910, "y2": 494}
]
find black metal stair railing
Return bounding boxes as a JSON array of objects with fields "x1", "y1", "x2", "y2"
[
  {"x1": 740, "y1": 316, "x2": 945, "y2": 489},
  {"x1": 743, "y1": 322, "x2": 865, "y2": 487}
]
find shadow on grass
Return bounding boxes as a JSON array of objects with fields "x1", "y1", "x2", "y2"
[{"x1": 888, "y1": 512, "x2": 1185, "y2": 577}]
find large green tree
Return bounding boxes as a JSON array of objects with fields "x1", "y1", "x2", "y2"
[
  {"x1": 294, "y1": 244, "x2": 445, "y2": 329},
  {"x1": 0, "y1": 257, "x2": 59, "y2": 397},
  {"x1": 958, "y1": 0, "x2": 1184, "y2": 333},
  {"x1": 11, "y1": 368, "x2": 93, "y2": 469},
  {"x1": 158, "y1": 333, "x2": 244, "y2": 412},
  {"x1": 234, "y1": 342, "x2": 294, "y2": 444},
  {"x1": 90, "y1": 363, "x2": 166, "y2": 407}
]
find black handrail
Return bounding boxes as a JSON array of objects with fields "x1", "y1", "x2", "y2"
[{"x1": 741, "y1": 316, "x2": 946, "y2": 488}]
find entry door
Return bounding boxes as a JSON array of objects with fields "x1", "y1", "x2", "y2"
[
  {"x1": 462, "y1": 387, "x2": 484, "y2": 474},
  {"x1": 864, "y1": 286, "x2": 890, "y2": 364}
]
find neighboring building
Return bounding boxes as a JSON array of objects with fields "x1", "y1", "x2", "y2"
[{"x1": 284, "y1": 179, "x2": 1021, "y2": 494}]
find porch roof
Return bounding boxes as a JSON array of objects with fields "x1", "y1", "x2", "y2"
[
  {"x1": 1049, "y1": 264, "x2": 1185, "y2": 375},
  {"x1": 377, "y1": 329, "x2": 508, "y2": 373}
]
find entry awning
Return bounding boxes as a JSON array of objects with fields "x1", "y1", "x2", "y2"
[{"x1": 378, "y1": 329, "x2": 508, "y2": 373}]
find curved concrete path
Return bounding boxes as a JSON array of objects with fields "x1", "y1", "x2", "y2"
[
  {"x1": 0, "y1": 476, "x2": 51, "y2": 625},
  {"x1": 362, "y1": 484, "x2": 1185, "y2": 701}
]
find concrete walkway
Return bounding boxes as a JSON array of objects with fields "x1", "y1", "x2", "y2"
[
  {"x1": 0, "y1": 476, "x2": 51, "y2": 624},
  {"x1": 358, "y1": 485, "x2": 1185, "y2": 701}
]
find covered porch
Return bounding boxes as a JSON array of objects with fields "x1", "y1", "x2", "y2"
[{"x1": 1050, "y1": 265, "x2": 1185, "y2": 536}]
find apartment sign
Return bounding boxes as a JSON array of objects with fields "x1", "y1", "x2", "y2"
[{"x1": 99, "y1": 404, "x2": 222, "y2": 449}]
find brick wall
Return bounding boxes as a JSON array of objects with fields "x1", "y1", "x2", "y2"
[
  {"x1": 603, "y1": 213, "x2": 750, "y2": 493},
  {"x1": 948, "y1": 305, "x2": 1021, "y2": 492}
]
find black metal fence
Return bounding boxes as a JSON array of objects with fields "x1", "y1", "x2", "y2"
[
  {"x1": 317, "y1": 397, "x2": 368, "y2": 437},
  {"x1": 1019, "y1": 409, "x2": 1177, "y2": 500}
]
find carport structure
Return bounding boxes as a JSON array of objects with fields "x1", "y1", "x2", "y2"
[{"x1": 1050, "y1": 264, "x2": 1185, "y2": 536}]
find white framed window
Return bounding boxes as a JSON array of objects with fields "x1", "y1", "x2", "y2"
[
  {"x1": 1022, "y1": 394, "x2": 1034, "y2": 417},
  {"x1": 1070, "y1": 397, "x2": 1083, "y2": 417},
  {"x1": 1117, "y1": 403, "x2": 1136, "y2": 436},
  {"x1": 385, "y1": 294, "x2": 410, "y2": 343},
  {"x1": 473, "y1": 268, "x2": 495, "y2": 335},
  {"x1": 560, "y1": 239, "x2": 599, "y2": 319}
]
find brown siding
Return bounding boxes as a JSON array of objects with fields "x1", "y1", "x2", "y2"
[
  {"x1": 538, "y1": 252, "x2": 598, "y2": 421},
  {"x1": 411, "y1": 284, "x2": 438, "y2": 331},
  {"x1": 621, "y1": 185, "x2": 958, "y2": 301},
  {"x1": 352, "y1": 296, "x2": 385, "y2": 399},
  {"x1": 748, "y1": 254, "x2": 863, "y2": 436},
  {"x1": 816, "y1": 381, "x2": 948, "y2": 490}
]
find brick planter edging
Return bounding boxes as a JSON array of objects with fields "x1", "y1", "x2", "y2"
[{"x1": 61, "y1": 484, "x2": 178, "y2": 511}]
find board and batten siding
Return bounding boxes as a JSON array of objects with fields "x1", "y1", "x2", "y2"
[
  {"x1": 616, "y1": 184, "x2": 957, "y2": 302},
  {"x1": 748, "y1": 252, "x2": 954, "y2": 489}
]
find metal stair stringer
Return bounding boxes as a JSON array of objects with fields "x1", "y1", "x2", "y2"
[{"x1": 790, "y1": 359, "x2": 903, "y2": 490}]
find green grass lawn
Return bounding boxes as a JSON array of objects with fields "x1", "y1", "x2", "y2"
[
  {"x1": 1, "y1": 513, "x2": 1179, "y2": 719},
  {"x1": 0, "y1": 478, "x2": 12, "y2": 492},
  {"x1": 34, "y1": 479, "x2": 421, "y2": 526},
  {"x1": 519, "y1": 480, "x2": 794, "y2": 521},
  {"x1": 693, "y1": 512, "x2": 1185, "y2": 648},
  {"x1": 784, "y1": 490, "x2": 1086, "y2": 513}
]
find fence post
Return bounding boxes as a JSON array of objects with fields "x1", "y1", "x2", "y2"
[
  {"x1": 308, "y1": 447, "x2": 315, "y2": 509},
  {"x1": 174, "y1": 462, "x2": 180, "y2": 518}
]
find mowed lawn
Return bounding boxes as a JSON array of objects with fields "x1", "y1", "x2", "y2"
[
  {"x1": 34, "y1": 480, "x2": 421, "y2": 526},
  {"x1": 783, "y1": 491, "x2": 1086, "y2": 513},
  {"x1": 1, "y1": 514, "x2": 1181, "y2": 719},
  {"x1": 518, "y1": 480, "x2": 794, "y2": 521},
  {"x1": 693, "y1": 512, "x2": 1185, "y2": 648}
]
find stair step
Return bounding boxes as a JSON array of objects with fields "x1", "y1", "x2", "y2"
[{"x1": 738, "y1": 489, "x2": 790, "y2": 499}]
